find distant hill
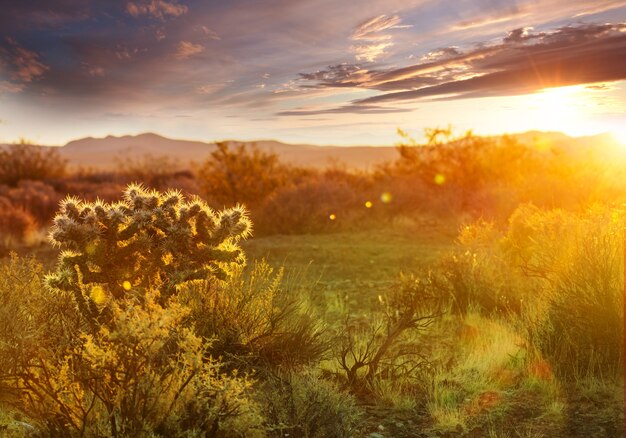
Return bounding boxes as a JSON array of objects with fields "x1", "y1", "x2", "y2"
[
  {"x1": 58, "y1": 134, "x2": 398, "y2": 171},
  {"x1": 1, "y1": 131, "x2": 621, "y2": 171}
]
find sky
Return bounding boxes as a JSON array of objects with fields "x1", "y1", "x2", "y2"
[{"x1": 0, "y1": 0, "x2": 625, "y2": 146}]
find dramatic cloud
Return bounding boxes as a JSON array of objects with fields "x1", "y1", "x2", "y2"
[
  {"x1": 295, "y1": 23, "x2": 626, "y2": 108},
  {"x1": 277, "y1": 104, "x2": 413, "y2": 116},
  {"x1": 126, "y1": 0, "x2": 188, "y2": 20},
  {"x1": 175, "y1": 41, "x2": 204, "y2": 59},
  {"x1": 0, "y1": 0, "x2": 625, "y2": 145},
  {"x1": 350, "y1": 14, "x2": 410, "y2": 62}
]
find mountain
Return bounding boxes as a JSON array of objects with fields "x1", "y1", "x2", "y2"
[
  {"x1": 2, "y1": 131, "x2": 620, "y2": 171},
  {"x1": 59, "y1": 133, "x2": 398, "y2": 171}
]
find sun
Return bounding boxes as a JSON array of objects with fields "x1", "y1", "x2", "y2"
[{"x1": 529, "y1": 85, "x2": 587, "y2": 134}]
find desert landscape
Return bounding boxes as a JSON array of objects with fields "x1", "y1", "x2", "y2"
[{"x1": 0, "y1": 1, "x2": 625, "y2": 437}]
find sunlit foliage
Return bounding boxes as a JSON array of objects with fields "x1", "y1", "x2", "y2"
[{"x1": 46, "y1": 184, "x2": 251, "y2": 327}]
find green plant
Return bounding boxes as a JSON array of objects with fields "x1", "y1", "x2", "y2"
[
  {"x1": 259, "y1": 371, "x2": 363, "y2": 437},
  {"x1": 178, "y1": 260, "x2": 329, "y2": 370},
  {"x1": 45, "y1": 183, "x2": 251, "y2": 327}
]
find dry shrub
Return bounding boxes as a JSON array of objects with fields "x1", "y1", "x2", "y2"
[
  {"x1": 255, "y1": 177, "x2": 364, "y2": 235},
  {"x1": 178, "y1": 260, "x2": 328, "y2": 370},
  {"x1": 0, "y1": 197, "x2": 37, "y2": 247},
  {"x1": 258, "y1": 371, "x2": 363, "y2": 438},
  {"x1": 0, "y1": 142, "x2": 66, "y2": 186},
  {"x1": 0, "y1": 180, "x2": 61, "y2": 225}
]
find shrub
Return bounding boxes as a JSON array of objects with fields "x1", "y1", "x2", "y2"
[
  {"x1": 0, "y1": 180, "x2": 61, "y2": 225},
  {"x1": 0, "y1": 141, "x2": 66, "y2": 186},
  {"x1": 178, "y1": 260, "x2": 328, "y2": 370},
  {"x1": 259, "y1": 371, "x2": 363, "y2": 437},
  {"x1": 0, "y1": 197, "x2": 37, "y2": 247},
  {"x1": 503, "y1": 205, "x2": 624, "y2": 378},
  {"x1": 199, "y1": 142, "x2": 294, "y2": 209},
  {"x1": 255, "y1": 177, "x2": 364, "y2": 235},
  {"x1": 45, "y1": 183, "x2": 251, "y2": 327},
  {"x1": 4, "y1": 286, "x2": 264, "y2": 436},
  {"x1": 334, "y1": 274, "x2": 441, "y2": 390}
]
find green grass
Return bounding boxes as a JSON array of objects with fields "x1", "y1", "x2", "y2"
[{"x1": 242, "y1": 222, "x2": 455, "y2": 311}]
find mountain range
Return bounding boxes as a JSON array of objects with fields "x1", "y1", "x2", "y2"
[{"x1": 2, "y1": 131, "x2": 621, "y2": 171}]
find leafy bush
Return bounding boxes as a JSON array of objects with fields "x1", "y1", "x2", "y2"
[
  {"x1": 0, "y1": 141, "x2": 66, "y2": 186},
  {"x1": 259, "y1": 371, "x2": 363, "y2": 437},
  {"x1": 256, "y1": 177, "x2": 364, "y2": 235}
]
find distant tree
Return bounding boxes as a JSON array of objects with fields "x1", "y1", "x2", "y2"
[
  {"x1": 198, "y1": 142, "x2": 291, "y2": 209},
  {"x1": 0, "y1": 139, "x2": 67, "y2": 186}
]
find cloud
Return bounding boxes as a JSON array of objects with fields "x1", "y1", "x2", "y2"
[
  {"x1": 452, "y1": 5, "x2": 527, "y2": 30},
  {"x1": 126, "y1": 0, "x2": 188, "y2": 20},
  {"x1": 175, "y1": 41, "x2": 204, "y2": 59},
  {"x1": 295, "y1": 22, "x2": 626, "y2": 107},
  {"x1": 277, "y1": 104, "x2": 413, "y2": 116},
  {"x1": 0, "y1": 80, "x2": 25, "y2": 94},
  {"x1": 350, "y1": 14, "x2": 410, "y2": 62},
  {"x1": 0, "y1": 37, "x2": 49, "y2": 84}
]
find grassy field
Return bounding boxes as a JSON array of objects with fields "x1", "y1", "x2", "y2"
[{"x1": 243, "y1": 219, "x2": 456, "y2": 309}]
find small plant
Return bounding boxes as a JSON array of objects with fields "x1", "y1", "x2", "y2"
[
  {"x1": 45, "y1": 183, "x2": 251, "y2": 327},
  {"x1": 335, "y1": 274, "x2": 441, "y2": 390},
  {"x1": 259, "y1": 371, "x2": 363, "y2": 437}
]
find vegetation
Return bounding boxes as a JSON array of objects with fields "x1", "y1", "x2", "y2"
[{"x1": 0, "y1": 129, "x2": 624, "y2": 436}]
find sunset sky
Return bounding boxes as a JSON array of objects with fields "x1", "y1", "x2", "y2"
[{"x1": 1, "y1": 0, "x2": 625, "y2": 146}]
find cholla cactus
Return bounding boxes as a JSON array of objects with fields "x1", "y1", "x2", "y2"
[{"x1": 46, "y1": 184, "x2": 251, "y2": 323}]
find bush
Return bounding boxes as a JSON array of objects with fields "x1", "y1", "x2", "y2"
[
  {"x1": 199, "y1": 142, "x2": 295, "y2": 209},
  {"x1": 0, "y1": 141, "x2": 66, "y2": 186},
  {"x1": 0, "y1": 180, "x2": 61, "y2": 225},
  {"x1": 255, "y1": 177, "x2": 364, "y2": 235},
  {"x1": 503, "y1": 205, "x2": 624, "y2": 378},
  {"x1": 0, "y1": 197, "x2": 37, "y2": 247},
  {"x1": 178, "y1": 260, "x2": 328, "y2": 370},
  {"x1": 333, "y1": 274, "x2": 441, "y2": 390},
  {"x1": 259, "y1": 371, "x2": 363, "y2": 437}
]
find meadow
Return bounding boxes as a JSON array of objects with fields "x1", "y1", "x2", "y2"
[{"x1": 0, "y1": 129, "x2": 624, "y2": 437}]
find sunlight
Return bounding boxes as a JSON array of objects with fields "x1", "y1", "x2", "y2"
[
  {"x1": 610, "y1": 127, "x2": 626, "y2": 147},
  {"x1": 529, "y1": 85, "x2": 587, "y2": 133}
]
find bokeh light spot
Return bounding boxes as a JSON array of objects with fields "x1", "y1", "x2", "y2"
[
  {"x1": 365, "y1": 201, "x2": 373, "y2": 208},
  {"x1": 329, "y1": 213, "x2": 337, "y2": 220},
  {"x1": 380, "y1": 192, "x2": 392, "y2": 203},
  {"x1": 122, "y1": 280, "x2": 132, "y2": 291},
  {"x1": 434, "y1": 174, "x2": 446, "y2": 185},
  {"x1": 90, "y1": 285, "x2": 106, "y2": 304}
]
